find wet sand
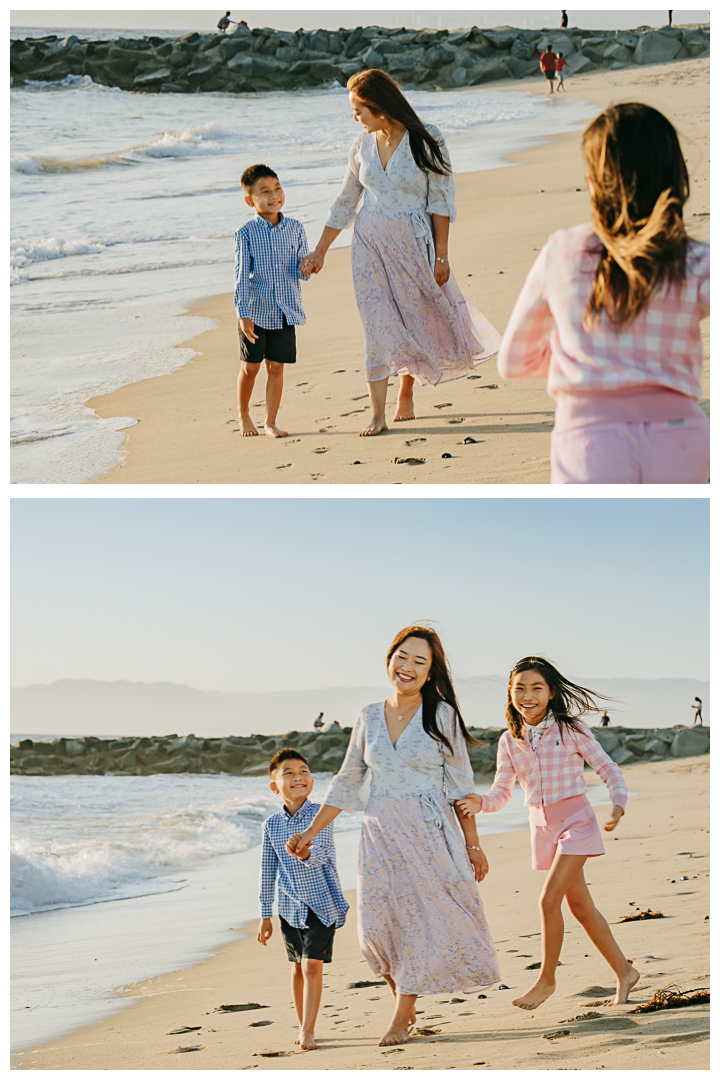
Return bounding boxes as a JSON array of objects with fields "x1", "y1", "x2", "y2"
[
  {"x1": 88, "y1": 57, "x2": 709, "y2": 485},
  {"x1": 14, "y1": 756, "x2": 709, "y2": 1070}
]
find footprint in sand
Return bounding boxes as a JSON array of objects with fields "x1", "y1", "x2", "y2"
[
  {"x1": 166, "y1": 1045, "x2": 205, "y2": 1053},
  {"x1": 333, "y1": 369, "x2": 346, "y2": 373},
  {"x1": 447, "y1": 418, "x2": 465, "y2": 424},
  {"x1": 405, "y1": 437, "x2": 427, "y2": 446},
  {"x1": 249, "y1": 1020, "x2": 274, "y2": 1027},
  {"x1": 276, "y1": 464, "x2": 292, "y2": 469},
  {"x1": 313, "y1": 448, "x2": 329, "y2": 454},
  {"x1": 434, "y1": 402, "x2": 453, "y2": 409},
  {"x1": 166, "y1": 1026, "x2": 201, "y2": 1034}
]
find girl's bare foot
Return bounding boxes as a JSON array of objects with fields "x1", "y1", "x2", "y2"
[
  {"x1": 512, "y1": 977, "x2": 556, "y2": 1010},
  {"x1": 393, "y1": 400, "x2": 415, "y2": 422},
  {"x1": 608, "y1": 966, "x2": 639, "y2": 1005},
  {"x1": 239, "y1": 414, "x2": 258, "y2": 436},
  {"x1": 379, "y1": 1023, "x2": 411, "y2": 1047},
  {"x1": 264, "y1": 423, "x2": 288, "y2": 438},
  {"x1": 298, "y1": 1029, "x2": 318, "y2": 1050},
  {"x1": 359, "y1": 418, "x2": 388, "y2": 436}
]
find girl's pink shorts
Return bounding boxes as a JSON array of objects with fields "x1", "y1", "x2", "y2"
[{"x1": 529, "y1": 794, "x2": 605, "y2": 871}]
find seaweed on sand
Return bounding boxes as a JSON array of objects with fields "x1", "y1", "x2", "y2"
[
  {"x1": 629, "y1": 985, "x2": 709, "y2": 1013},
  {"x1": 615, "y1": 908, "x2": 665, "y2": 922}
]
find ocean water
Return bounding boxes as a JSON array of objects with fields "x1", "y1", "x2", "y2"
[
  {"x1": 10, "y1": 64, "x2": 597, "y2": 484},
  {"x1": 10, "y1": 768, "x2": 617, "y2": 1053}
]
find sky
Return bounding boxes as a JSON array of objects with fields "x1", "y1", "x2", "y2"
[
  {"x1": 9, "y1": 5, "x2": 710, "y2": 34},
  {"x1": 11, "y1": 497, "x2": 709, "y2": 692}
]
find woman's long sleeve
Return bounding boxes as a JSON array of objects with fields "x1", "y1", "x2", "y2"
[
  {"x1": 325, "y1": 138, "x2": 365, "y2": 230},
  {"x1": 496, "y1": 241, "x2": 554, "y2": 378},
  {"x1": 425, "y1": 127, "x2": 457, "y2": 221},
  {"x1": 439, "y1": 705, "x2": 475, "y2": 802},
  {"x1": 322, "y1": 711, "x2": 370, "y2": 811}
]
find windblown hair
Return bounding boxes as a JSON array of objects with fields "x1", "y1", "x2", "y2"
[
  {"x1": 506, "y1": 656, "x2": 612, "y2": 746},
  {"x1": 347, "y1": 69, "x2": 451, "y2": 176},
  {"x1": 241, "y1": 163, "x2": 278, "y2": 192},
  {"x1": 268, "y1": 747, "x2": 309, "y2": 775},
  {"x1": 581, "y1": 102, "x2": 689, "y2": 327},
  {"x1": 386, "y1": 626, "x2": 476, "y2": 751}
]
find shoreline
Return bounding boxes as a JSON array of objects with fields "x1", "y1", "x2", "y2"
[
  {"x1": 13, "y1": 755, "x2": 709, "y2": 1070},
  {"x1": 88, "y1": 57, "x2": 709, "y2": 486}
]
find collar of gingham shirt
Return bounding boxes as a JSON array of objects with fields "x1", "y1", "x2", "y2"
[
  {"x1": 259, "y1": 798, "x2": 348, "y2": 929},
  {"x1": 233, "y1": 213, "x2": 309, "y2": 329},
  {"x1": 481, "y1": 717, "x2": 628, "y2": 814}
]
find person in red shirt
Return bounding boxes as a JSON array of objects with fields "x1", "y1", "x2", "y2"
[
  {"x1": 539, "y1": 45, "x2": 557, "y2": 93},
  {"x1": 555, "y1": 52, "x2": 573, "y2": 91}
]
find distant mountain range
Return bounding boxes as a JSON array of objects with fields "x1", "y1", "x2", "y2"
[{"x1": 10, "y1": 676, "x2": 709, "y2": 738}]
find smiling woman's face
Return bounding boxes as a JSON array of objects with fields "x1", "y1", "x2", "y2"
[
  {"x1": 388, "y1": 636, "x2": 432, "y2": 696},
  {"x1": 349, "y1": 90, "x2": 383, "y2": 132}
]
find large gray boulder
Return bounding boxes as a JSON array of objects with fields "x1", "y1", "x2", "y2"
[
  {"x1": 616, "y1": 30, "x2": 639, "y2": 48},
  {"x1": 644, "y1": 738, "x2": 670, "y2": 756},
  {"x1": 634, "y1": 31, "x2": 682, "y2": 64},
  {"x1": 360, "y1": 45, "x2": 384, "y2": 67},
  {"x1": 511, "y1": 38, "x2": 536, "y2": 61},
  {"x1": 308, "y1": 60, "x2": 346, "y2": 83},
  {"x1": 594, "y1": 730, "x2": 620, "y2": 754},
  {"x1": 671, "y1": 729, "x2": 710, "y2": 758},
  {"x1": 536, "y1": 33, "x2": 575, "y2": 57},
  {"x1": 610, "y1": 746, "x2": 638, "y2": 766},
  {"x1": 508, "y1": 55, "x2": 537, "y2": 78},
  {"x1": 564, "y1": 51, "x2": 594, "y2": 73},
  {"x1": 467, "y1": 57, "x2": 512, "y2": 84},
  {"x1": 604, "y1": 42, "x2": 632, "y2": 62},
  {"x1": 483, "y1": 28, "x2": 520, "y2": 48},
  {"x1": 134, "y1": 67, "x2": 173, "y2": 86},
  {"x1": 424, "y1": 42, "x2": 456, "y2": 68}
]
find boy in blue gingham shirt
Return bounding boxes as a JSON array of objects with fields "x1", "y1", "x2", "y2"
[
  {"x1": 234, "y1": 164, "x2": 310, "y2": 439},
  {"x1": 258, "y1": 747, "x2": 348, "y2": 1051}
]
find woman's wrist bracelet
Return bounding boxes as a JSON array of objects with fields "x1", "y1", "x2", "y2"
[
  {"x1": 466, "y1": 844, "x2": 482, "y2": 851},
  {"x1": 435, "y1": 257, "x2": 448, "y2": 263}
]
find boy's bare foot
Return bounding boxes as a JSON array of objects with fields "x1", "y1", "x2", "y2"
[
  {"x1": 379, "y1": 1023, "x2": 411, "y2": 1047},
  {"x1": 239, "y1": 414, "x2": 259, "y2": 436},
  {"x1": 512, "y1": 977, "x2": 556, "y2": 1010},
  {"x1": 608, "y1": 966, "x2": 640, "y2": 1005},
  {"x1": 393, "y1": 401, "x2": 415, "y2": 422},
  {"x1": 264, "y1": 423, "x2": 288, "y2": 438},
  {"x1": 358, "y1": 419, "x2": 388, "y2": 437},
  {"x1": 298, "y1": 1029, "x2": 318, "y2": 1050}
]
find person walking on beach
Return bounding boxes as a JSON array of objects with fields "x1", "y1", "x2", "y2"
[
  {"x1": 301, "y1": 69, "x2": 500, "y2": 436},
  {"x1": 258, "y1": 748, "x2": 349, "y2": 1050},
  {"x1": 692, "y1": 697, "x2": 703, "y2": 725},
  {"x1": 286, "y1": 626, "x2": 499, "y2": 1046},
  {"x1": 234, "y1": 164, "x2": 310, "y2": 437},
  {"x1": 540, "y1": 45, "x2": 557, "y2": 93},
  {"x1": 497, "y1": 103, "x2": 710, "y2": 484},
  {"x1": 555, "y1": 52, "x2": 572, "y2": 90},
  {"x1": 457, "y1": 656, "x2": 638, "y2": 1010}
]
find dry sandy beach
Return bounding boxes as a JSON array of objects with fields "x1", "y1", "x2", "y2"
[
  {"x1": 14, "y1": 755, "x2": 709, "y2": 1070},
  {"x1": 88, "y1": 57, "x2": 710, "y2": 486}
]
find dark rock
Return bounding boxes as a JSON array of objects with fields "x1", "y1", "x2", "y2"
[
  {"x1": 616, "y1": 30, "x2": 639, "y2": 48},
  {"x1": 508, "y1": 56, "x2": 537, "y2": 78},
  {"x1": 424, "y1": 42, "x2": 456, "y2": 68},
  {"x1": 671, "y1": 729, "x2": 710, "y2": 758},
  {"x1": 467, "y1": 57, "x2": 512, "y2": 84},
  {"x1": 634, "y1": 31, "x2": 682, "y2": 64},
  {"x1": 605, "y1": 42, "x2": 632, "y2": 62},
  {"x1": 483, "y1": 28, "x2": 520, "y2": 48},
  {"x1": 309, "y1": 60, "x2": 347, "y2": 83},
  {"x1": 186, "y1": 63, "x2": 219, "y2": 85},
  {"x1": 134, "y1": 67, "x2": 173, "y2": 87},
  {"x1": 510, "y1": 38, "x2": 536, "y2": 61},
  {"x1": 360, "y1": 45, "x2": 384, "y2": 67},
  {"x1": 178, "y1": 32, "x2": 200, "y2": 45},
  {"x1": 221, "y1": 36, "x2": 253, "y2": 60}
]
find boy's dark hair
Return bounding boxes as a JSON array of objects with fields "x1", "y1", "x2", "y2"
[
  {"x1": 269, "y1": 747, "x2": 309, "y2": 775},
  {"x1": 558, "y1": 52, "x2": 564, "y2": 57},
  {"x1": 241, "y1": 163, "x2": 278, "y2": 193}
]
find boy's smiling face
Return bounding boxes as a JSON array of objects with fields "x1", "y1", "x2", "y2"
[
  {"x1": 270, "y1": 757, "x2": 313, "y2": 812},
  {"x1": 245, "y1": 174, "x2": 285, "y2": 222}
]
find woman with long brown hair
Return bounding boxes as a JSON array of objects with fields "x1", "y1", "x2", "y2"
[
  {"x1": 286, "y1": 626, "x2": 499, "y2": 1046},
  {"x1": 301, "y1": 69, "x2": 501, "y2": 436},
  {"x1": 497, "y1": 102, "x2": 709, "y2": 484}
]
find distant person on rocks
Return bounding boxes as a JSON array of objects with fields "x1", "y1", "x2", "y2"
[
  {"x1": 555, "y1": 52, "x2": 572, "y2": 90},
  {"x1": 301, "y1": 69, "x2": 501, "y2": 435},
  {"x1": 692, "y1": 697, "x2": 703, "y2": 725},
  {"x1": 313, "y1": 712, "x2": 325, "y2": 730},
  {"x1": 497, "y1": 103, "x2": 710, "y2": 484},
  {"x1": 668, "y1": 11, "x2": 673, "y2": 26},
  {"x1": 600, "y1": 712, "x2": 611, "y2": 727},
  {"x1": 540, "y1": 45, "x2": 557, "y2": 93},
  {"x1": 561, "y1": 10, "x2": 569, "y2": 28},
  {"x1": 217, "y1": 12, "x2": 232, "y2": 33}
]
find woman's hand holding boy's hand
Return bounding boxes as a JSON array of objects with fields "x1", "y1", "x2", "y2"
[
  {"x1": 239, "y1": 317, "x2": 258, "y2": 343},
  {"x1": 456, "y1": 793, "x2": 483, "y2": 818},
  {"x1": 286, "y1": 829, "x2": 313, "y2": 858},
  {"x1": 257, "y1": 917, "x2": 273, "y2": 945},
  {"x1": 603, "y1": 805, "x2": 624, "y2": 832},
  {"x1": 300, "y1": 250, "x2": 325, "y2": 276}
]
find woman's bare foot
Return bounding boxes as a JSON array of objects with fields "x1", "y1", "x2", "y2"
[
  {"x1": 379, "y1": 1023, "x2": 411, "y2": 1047},
  {"x1": 297, "y1": 1029, "x2": 318, "y2": 1050},
  {"x1": 512, "y1": 977, "x2": 556, "y2": 1010},
  {"x1": 359, "y1": 418, "x2": 388, "y2": 437},
  {"x1": 239, "y1": 413, "x2": 258, "y2": 436},
  {"x1": 393, "y1": 400, "x2": 415, "y2": 422},
  {"x1": 264, "y1": 422, "x2": 288, "y2": 438},
  {"x1": 608, "y1": 966, "x2": 640, "y2": 1005}
]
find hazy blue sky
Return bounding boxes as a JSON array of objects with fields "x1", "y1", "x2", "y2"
[
  {"x1": 10, "y1": 6, "x2": 709, "y2": 33},
  {"x1": 11, "y1": 498, "x2": 709, "y2": 691}
]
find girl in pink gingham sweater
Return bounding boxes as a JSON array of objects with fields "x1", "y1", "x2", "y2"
[
  {"x1": 498, "y1": 103, "x2": 709, "y2": 484},
  {"x1": 458, "y1": 657, "x2": 639, "y2": 1011}
]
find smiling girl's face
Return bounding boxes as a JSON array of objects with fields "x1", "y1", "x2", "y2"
[
  {"x1": 510, "y1": 669, "x2": 553, "y2": 726},
  {"x1": 388, "y1": 636, "x2": 432, "y2": 697}
]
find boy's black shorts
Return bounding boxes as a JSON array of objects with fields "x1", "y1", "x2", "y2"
[
  {"x1": 238, "y1": 315, "x2": 296, "y2": 365},
  {"x1": 279, "y1": 908, "x2": 336, "y2": 963}
]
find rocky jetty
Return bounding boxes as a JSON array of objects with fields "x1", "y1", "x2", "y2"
[
  {"x1": 10, "y1": 23, "x2": 709, "y2": 93},
  {"x1": 9, "y1": 724, "x2": 709, "y2": 777}
]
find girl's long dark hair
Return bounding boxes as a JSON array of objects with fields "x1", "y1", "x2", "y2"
[
  {"x1": 347, "y1": 69, "x2": 451, "y2": 176},
  {"x1": 581, "y1": 102, "x2": 689, "y2": 327},
  {"x1": 506, "y1": 656, "x2": 612, "y2": 746},
  {"x1": 386, "y1": 626, "x2": 476, "y2": 751}
]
